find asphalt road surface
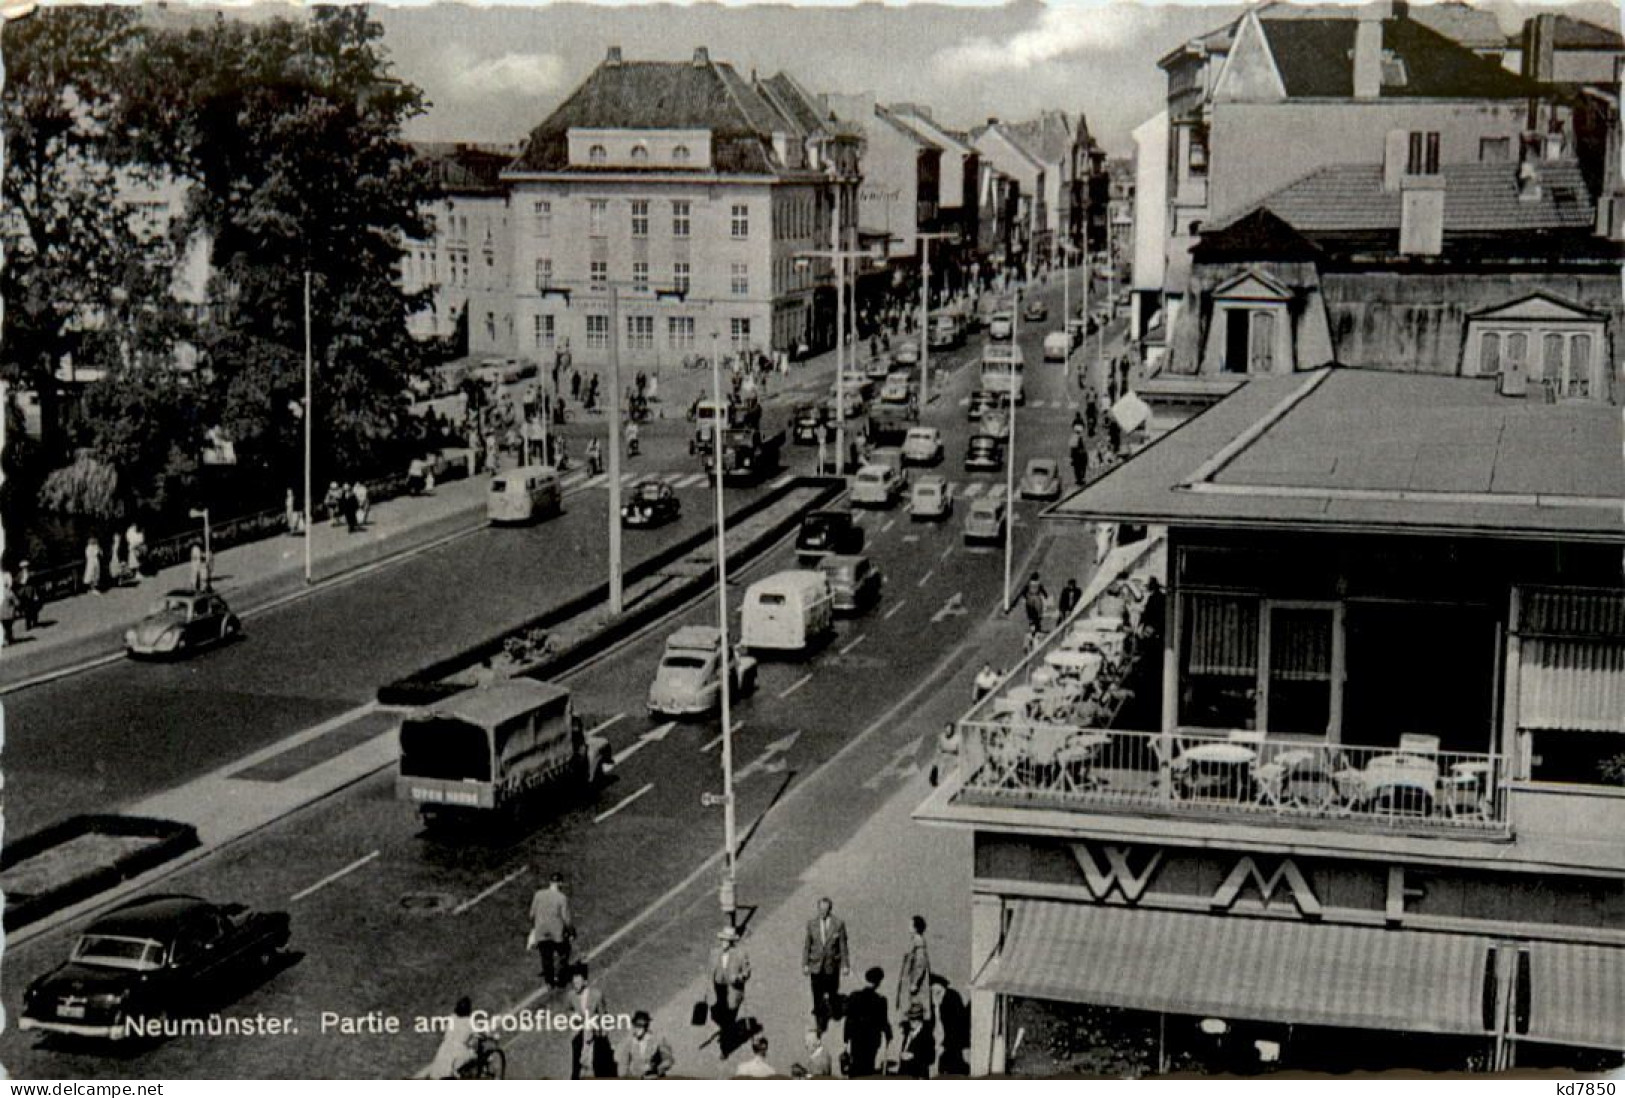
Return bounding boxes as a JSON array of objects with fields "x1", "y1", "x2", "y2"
[{"x1": 4, "y1": 279, "x2": 1097, "y2": 1078}]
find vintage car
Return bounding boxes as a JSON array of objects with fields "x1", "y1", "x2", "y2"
[
  {"x1": 791, "y1": 402, "x2": 830, "y2": 445},
  {"x1": 979, "y1": 408, "x2": 1010, "y2": 440},
  {"x1": 851, "y1": 463, "x2": 905, "y2": 509},
  {"x1": 817, "y1": 554, "x2": 884, "y2": 615},
  {"x1": 987, "y1": 312, "x2": 1014, "y2": 342},
  {"x1": 964, "y1": 496, "x2": 1008, "y2": 544},
  {"x1": 879, "y1": 372, "x2": 918, "y2": 408},
  {"x1": 795, "y1": 510, "x2": 866, "y2": 561},
  {"x1": 864, "y1": 354, "x2": 897, "y2": 381},
  {"x1": 621, "y1": 479, "x2": 681, "y2": 527},
  {"x1": 20, "y1": 895, "x2": 292, "y2": 1041},
  {"x1": 966, "y1": 389, "x2": 1004, "y2": 422},
  {"x1": 647, "y1": 625, "x2": 758, "y2": 718},
  {"x1": 893, "y1": 340, "x2": 921, "y2": 367},
  {"x1": 909, "y1": 475, "x2": 954, "y2": 521},
  {"x1": 1022, "y1": 299, "x2": 1048, "y2": 322},
  {"x1": 1019, "y1": 457, "x2": 1064, "y2": 501},
  {"x1": 964, "y1": 434, "x2": 1006, "y2": 473},
  {"x1": 828, "y1": 388, "x2": 866, "y2": 420},
  {"x1": 901, "y1": 426, "x2": 944, "y2": 466},
  {"x1": 125, "y1": 591, "x2": 241, "y2": 658}
]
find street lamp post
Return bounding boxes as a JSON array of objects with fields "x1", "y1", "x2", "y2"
[
  {"x1": 916, "y1": 231, "x2": 957, "y2": 409},
  {"x1": 708, "y1": 326, "x2": 739, "y2": 925},
  {"x1": 303, "y1": 272, "x2": 313, "y2": 584},
  {"x1": 1004, "y1": 289, "x2": 1020, "y2": 612},
  {"x1": 797, "y1": 187, "x2": 877, "y2": 478},
  {"x1": 606, "y1": 283, "x2": 625, "y2": 614}
]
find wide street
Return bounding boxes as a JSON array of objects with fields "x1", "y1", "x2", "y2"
[{"x1": 4, "y1": 278, "x2": 1113, "y2": 1078}]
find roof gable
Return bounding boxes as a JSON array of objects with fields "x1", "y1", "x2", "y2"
[
  {"x1": 1215, "y1": 9, "x2": 1291, "y2": 101},
  {"x1": 1213, "y1": 268, "x2": 1294, "y2": 301},
  {"x1": 1193, "y1": 208, "x2": 1322, "y2": 262},
  {"x1": 1468, "y1": 291, "x2": 1605, "y2": 323}
]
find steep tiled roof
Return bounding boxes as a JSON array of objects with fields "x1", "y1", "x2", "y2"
[
  {"x1": 412, "y1": 142, "x2": 515, "y2": 194},
  {"x1": 1193, "y1": 208, "x2": 1324, "y2": 261},
  {"x1": 1547, "y1": 14, "x2": 1625, "y2": 49},
  {"x1": 1406, "y1": 1, "x2": 1509, "y2": 50},
  {"x1": 1237, "y1": 161, "x2": 1595, "y2": 236},
  {"x1": 757, "y1": 72, "x2": 826, "y2": 136},
  {"x1": 1259, "y1": 16, "x2": 1540, "y2": 98},
  {"x1": 511, "y1": 56, "x2": 803, "y2": 176}
]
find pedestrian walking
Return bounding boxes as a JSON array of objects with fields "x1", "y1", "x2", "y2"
[
  {"x1": 406, "y1": 459, "x2": 426, "y2": 497},
  {"x1": 843, "y1": 967, "x2": 892, "y2": 1078},
  {"x1": 83, "y1": 536, "x2": 103, "y2": 595},
  {"x1": 896, "y1": 915, "x2": 933, "y2": 1021},
  {"x1": 2, "y1": 570, "x2": 18, "y2": 644},
  {"x1": 734, "y1": 1034, "x2": 777, "y2": 1078},
  {"x1": 355, "y1": 483, "x2": 370, "y2": 526},
  {"x1": 1021, "y1": 572, "x2": 1050, "y2": 633},
  {"x1": 340, "y1": 486, "x2": 358, "y2": 533},
  {"x1": 803, "y1": 897, "x2": 851, "y2": 1035},
  {"x1": 126, "y1": 522, "x2": 147, "y2": 578},
  {"x1": 16, "y1": 561, "x2": 40, "y2": 631},
  {"x1": 571, "y1": 370, "x2": 581, "y2": 402},
  {"x1": 527, "y1": 872, "x2": 574, "y2": 988},
  {"x1": 1093, "y1": 522, "x2": 1115, "y2": 569},
  {"x1": 930, "y1": 722, "x2": 960, "y2": 788},
  {"x1": 189, "y1": 541, "x2": 209, "y2": 592},
  {"x1": 931, "y1": 976, "x2": 971, "y2": 1075},
  {"x1": 972, "y1": 662, "x2": 1000, "y2": 702},
  {"x1": 897, "y1": 1004, "x2": 936, "y2": 1079},
  {"x1": 708, "y1": 925, "x2": 752, "y2": 1052},
  {"x1": 108, "y1": 532, "x2": 128, "y2": 587},
  {"x1": 565, "y1": 965, "x2": 616, "y2": 1079},
  {"x1": 326, "y1": 481, "x2": 345, "y2": 525},
  {"x1": 586, "y1": 438, "x2": 602, "y2": 476},
  {"x1": 616, "y1": 1011, "x2": 674, "y2": 1078},
  {"x1": 1058, "y1": 577, "x2": 1083, "y2": 619}
]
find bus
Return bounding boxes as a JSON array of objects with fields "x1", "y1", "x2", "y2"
[
  {"x1": 980, "y1": 344, "x2": 1026, "y2": 405},
  {"x1": 396, "y1": 679, "x2": 610, "y2": 823}
]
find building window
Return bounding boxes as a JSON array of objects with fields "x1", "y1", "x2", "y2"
[
  {"x1": 627, "y1": 314, "x2": 654, "y2": 350},
  {"x1": 589, "y1": 144, "x2": 607, "y2": 165},
  {"x1": 589, "y1": 200, "x2": 607, "y2": 237},
  {"x1": 1406, "y1": 131, "x2": 1440, "y2": 176},
  {"x1": 673, "y1": 262, "x2": 691, "y2": 294},
  {"x1": 586, "y1": 314, "x2": 609, "y2": 349},
  {"x1": 535, "y1": 258, "x2": 552, "y2": 291},
  {"x1": 668, "y1": 316, "x2": 696, "y2": 349},
  {"x1": 1188, "y1": 124, "x2": 1209, "y2": 178},
  {"x1": 632, "y1": 261, "x2": 649, "y2": 292},
  {"x1": 672, "y1": 201, "x2": 691, "y2": 238},
  {"x1": 1478, "y1": 137, "x2": 1511, "y2": 163},
  {"x1": 630, "y1": 199, "x2": 649, "y2": 238},
  {"x1": 534, "y1": 314, "x2": 555, "y2": 348},
  {"x1": 590, "y1": 260, "x2": 608, "y2": 288},
  {"x1": 533, "y1": 200, "x2": 552, "y2": 236},
  {"x1": 730, "y1": 263, "x2": 749, "y2": 295},
  {"x1": 731, "y1": 203, "x2": 749, "y2": 239},
  {"x1": 631, "y1": 144, "x2": 648, "y2": 163},
  {"x1": 730, "y1": 317, "x2": 751, "y2": 349},
  {"x1": 1179, "y1": 594, "x2": 1341, "y2": 736}
]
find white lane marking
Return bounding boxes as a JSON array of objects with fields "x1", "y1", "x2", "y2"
[
  {"x1": 613, "y1": 721, "x2": 675, "y2": 765},
  {"x1": 673, "y1": 473, "x2": 706, "y2": 489},
  {"x1": 588, "y1": 713, "x2": 626, "y2": 737},
  {"x1": 839, "y1": 633, "x2": 868, "y2": 655},
  {"x1": 881, "y1": 518, "x2": 896, "y2": 534},
  {"x1": 593, "y1": 783, "x2": 656, "y2": 824},
  {"x1": 700, "y1": 721, "x2": 744, "y2": 753},
  {"x1": 940, "y1": 543, "x2": 955, "y2": 562},
  {"x1": 964, "y1": 482, "x2": 986, "y2": 498},
  {"x1": 582, "y1": 473, "x2": 608, "y2": 488},
  {"x1": 290, "y1": 851, "x2": 379, "y2": 903},
  {"x1": 883, "y1": 599, "x2": 907, "y2": 621},
  {"x1": 452, "y1": 866, "x2": 529, "y2": 915},
  {"x1": 778, "y1": 672, "x2": 814, "y2": 699},
  {"x1": 916, "y1": 568, "x2": 935, "y2": 588}
]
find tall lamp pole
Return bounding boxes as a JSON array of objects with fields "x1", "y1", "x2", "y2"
[
  {"x1": 798, "y1": 186, "x2": 876, "y2": 478},
  {"x1": 709, "y1": 326, "x2": 739, "y2": 925},
  {"x1": 303, "y1": 272, "x2": 313, "y2": 583},
  {"x1": 606, "y1": 283, "x2": 625, "y2": 614},
  {"x1": 916, "y1": 231, "x2": 957, "y2": 409},
  {"x1": 1003, "y1": 287, "x2": 1020, "y2": 612}
]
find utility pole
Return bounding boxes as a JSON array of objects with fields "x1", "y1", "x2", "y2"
[
  {"x1": 607, "y1": 283, "x2": 624, "y2": 614},
  {"x1": 1004, "y1": 287, "x2": 1020, "y2": 612},
  {"x1": 303, "y1": 272, "x2": 313, "y2": 584},
  {"x1": 917, "y1": 231, "x2": 957, "y2": 409},
  {"x1": 709, "y1": 326, "x2": 738, "y2": 926},
  {"x1": 799, "y1": 185, "x2": 876, "y2": 477}
]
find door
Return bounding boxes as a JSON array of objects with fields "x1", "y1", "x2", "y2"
[{"x1": 1257, "y1": 602, "x2": 1341, "y2": 737}]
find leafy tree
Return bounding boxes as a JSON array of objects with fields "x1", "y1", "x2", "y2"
[{"x1": 122, "y1": 6, "x2": 440, "y2": 489}]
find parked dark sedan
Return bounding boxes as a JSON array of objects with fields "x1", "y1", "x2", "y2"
[
  {"x1": 966, "y1": 389, "x2": 1006, "y2": 422},
  {"x1": 795, "y1": 510, "x2": 866, "y2": 561},
  {"x1": 125, "y1": 591, "x2": 241, "y2": 658},
  {"x1": 965, "y1": 434, "x2": 1007, "y2": 472},
  {"x1": 20, "y1": 895, "x2": 292, "y2": 1041},
  {"x1": 621, "y1": 479, "x2": 681, "y2": 527}
]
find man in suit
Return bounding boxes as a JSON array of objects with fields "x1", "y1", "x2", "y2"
[
  {"x1": 709, "y1": 926, "x2": 752, "y2": 1054},
  {"x1": 528, "y1": 872, "x2": 573, "y2": 988},
  {"x1": 802, "y1": 897, "x2": 850, "y2": 1035},
  {"x1": 616, "y1": 1011, "x2": 674, "y2": 1078},
  {"x1": 566, "y1": 965, "x2": 615, "y2": 1078},
  {"x1": 843, "y1": 966, "x2": 892, "y2": 1078}
]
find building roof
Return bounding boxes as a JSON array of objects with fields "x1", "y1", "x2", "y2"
[
  {"x1": 1048, "y1": 369, "x2": 1625, "y2": 542},
  {"x1": 1258, "y1": 15, "x2": 1540, "y2": 98},
  {"x1": 1226, "y1": 160, "x2": 1596, "y2": 238},
  {"x1": 1194, "y1": 207, "x2": 1325, "y2": 261},
  {"x1": 412, "y1": 142, "x2": 515, "y2": 195},
  {"x1": 756, "y1": 72, "x2": 827, "y2": 137},
  {"x1": 1405, "y1": 1, "x2": 1510, "y2": 51},
  {"x1": 888, "y1": 108, "x2": 974, "y2": 157},
  {"x1": 510, "y1": 52, "x2": 808, "y2": 177},
  {"x1": 874, "y1": 104, "x2": 941, "y2": 149},
  {"x1": 1541, "y1": 13, "x2": 1625, "y2": 50},
  {"x1": 1003, "y1": 112, "x2": 1074, "y2": 166}
]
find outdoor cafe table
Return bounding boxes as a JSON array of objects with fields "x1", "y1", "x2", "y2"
[
  {"x1": 1046, "y1": 647, "x2": 1104, "y2": 681},
  {"x1": 1352, "y1": 753, "x2": 1438, "y2": 799},
  {"x1": 1173, "y1": 742, "x2": 1258, "y2": 801}
]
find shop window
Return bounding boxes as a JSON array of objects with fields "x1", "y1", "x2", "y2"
[{"x1": 585, "y1": 314, "x2": 609, "y2": 349}]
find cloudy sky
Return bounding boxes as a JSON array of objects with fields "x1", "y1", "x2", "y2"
[{"x1": 369, "y1": 0, "x2": 1613, "y2": 156}]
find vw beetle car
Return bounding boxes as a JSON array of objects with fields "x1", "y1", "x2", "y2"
[
  {"x1": 893, "y1": 340, "x2": 921, "y2": 367},
  {"x1": 20, "y1": 894, "x2": 291, "y2": 1041},
  {"x1": 901, "y1": 426, "x2": 943, "y2": 466},
  {"x1": 966, "y1": 389, "x2": 1002, "y2": 422},
  {"x1": 1022, "y1": 299, "x2": 1048, "y2": 322},
  {"x1": 1019, "y1": 458, "x2": 1063, "y2": 501},
  {"x1": 909, "y1": 475, "x2": 954, "y2": 521},
  {"x1": 987, "y1": 313, "x2": 1014, "y2": 341},
  {"x1": 964, "y1": 496, "x2": 1008, "y2": 544},
  {"x1": 125, "y1": 591, "x2": 241, "y2": 658},
  {"x1": 796, "y1": 510, "x2": 866, "y2": 561},
  {"x1": 817, "y1": 554, "x2": 884, "y2": 615},
  {"x1": 621, "y1": 479, "x2": 681, "y2": 528},
  {"x1": 647, "y1": 625, "x2": 758, "y2": 718}
]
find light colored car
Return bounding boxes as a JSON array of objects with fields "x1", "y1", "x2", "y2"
[
  {"x1": 817, "y1": 554, "x2": 884, "y2": 615},
  {"x1": 980, "y1": 408, "x2": 1010, "y2": 440},
  {"x1": 964, "y1": 496, "x2": 1007, "y2": 543},
  {"x1": 988, "y1": 313, "x2": 1014, "y2": 341},
  {"x1": 1020, "y1": 457, "x2": 1063, "y2": 501},
  {"x1": 894, "y1": 340, "x2": 920, "y2": 366},
  {"x1": 880, "y1": 372, "x2": 917, "y2": 406},
  {"x1": 648, "y1": 625, "x2": 758, "y2": 718},
  {"x1": 851, "y1": 463, "x2": 904, "y2": 508},
  {"x1": 827, "y1": 388, "x2": 866, "y2": 419},
  {"x1": 1044, "y1": 331, "x2": 1071, "y2": 362},
  {"x1": 964, "y1": 434, "x2": 1005, "y2": 472},
  {"x1": 125, "y1": 591, "x2": 241, "y2": 658},
  {"x1": 909, "y1": 475, "x2": 954, "y2": 521},
  {"x1": 901, "y1": 426, "x2": 943, "y2": 465}
]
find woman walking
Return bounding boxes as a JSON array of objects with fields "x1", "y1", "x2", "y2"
[
  {"x1": 896, "y1": 915, "x2": 934, "y2": 1022},
  {"x1": 83, "y1": 536, "x2": 104, "y2": 595}
]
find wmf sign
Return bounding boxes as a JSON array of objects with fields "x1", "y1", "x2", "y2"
[{"x1": 1070, "y1": 843, "x2": 1322, "y2": 918}]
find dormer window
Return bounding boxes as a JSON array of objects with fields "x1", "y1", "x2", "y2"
[
  {"x1": 672, "y1": 145, "x2": 691, "y2": 164},
  {"x1": 589, "y1": 144, "x2": 607, "y2": 165},
  {"x1": 631, "y1": 145, "x2": 648, "y2": 163}
]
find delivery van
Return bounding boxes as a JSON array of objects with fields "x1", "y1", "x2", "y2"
[
  {"x1": 1043, "y1": 331, "x2": 1071, "y2": 362},
  {"x1": 740, "y1": 571, "x2": 834, "y2": 654},
  {"x1": 488, "y1": 465, "x2": 562, "y2": 525}
]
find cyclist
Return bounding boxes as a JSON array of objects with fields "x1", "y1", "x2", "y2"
[{"x1": 422, "y1": 996, "x2": 481, "y2": 1079}]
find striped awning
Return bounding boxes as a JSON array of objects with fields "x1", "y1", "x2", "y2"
[
  {"x1": 1520, "y1": 639, "x2": 1625, "y2": 733},
  {"x1": 1524, "y1": 942, "x2": 1625, "y2": 1050},
  {"x1": 987, "y1": 901, "x2": 1492, "y2": 1036}
]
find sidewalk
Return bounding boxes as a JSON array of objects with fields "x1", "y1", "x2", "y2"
[
  {"x1": 503, "y1": 520, "x2": 1105, "y2": 1080},
  {"x1": 0, "y1": 472, "x2": 494, "y2": 689}
]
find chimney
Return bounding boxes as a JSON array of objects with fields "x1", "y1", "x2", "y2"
[
  {"x1": 693, "y1": 46, "x2": 710, "y2": 67},
  {"x1": 605, "y1": 45, "x2": 622, "y2": 65},
  {"x1": 1398, "y1": 177, "x2": 1444, "y2": 256},
  {"x1": 1522, "y1": 14, "x2": 1556, "y2": 83},
  {"x1": 1353, "y1": 13, "x2": 1384, "y2": 99},
  {"x1": 987, "y1": 117, "x2": 999, "y2": 128}
]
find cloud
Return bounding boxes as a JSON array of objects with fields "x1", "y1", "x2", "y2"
[
  {"x1": 935, "y1": 3, "x2": 1154, "y2": 75},
  {"x1": 443, "y1": 50, "x2": 568, "y2": 99}
]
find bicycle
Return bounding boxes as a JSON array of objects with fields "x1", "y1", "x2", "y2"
[{"x1": 459, "y1": 1033, "x2": 506, "y2": 1079}]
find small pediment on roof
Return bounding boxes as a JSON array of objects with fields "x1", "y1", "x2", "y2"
[
  {"x1": 1213, "y1": 268, "x2": 1293, "y2": 302},
  {"x1": 1468, "y1": 291, "x2": 1603, "y2": 323},
  {"x1": 1213, "y1": 10, "x2": 1288, "y2": 102}
]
